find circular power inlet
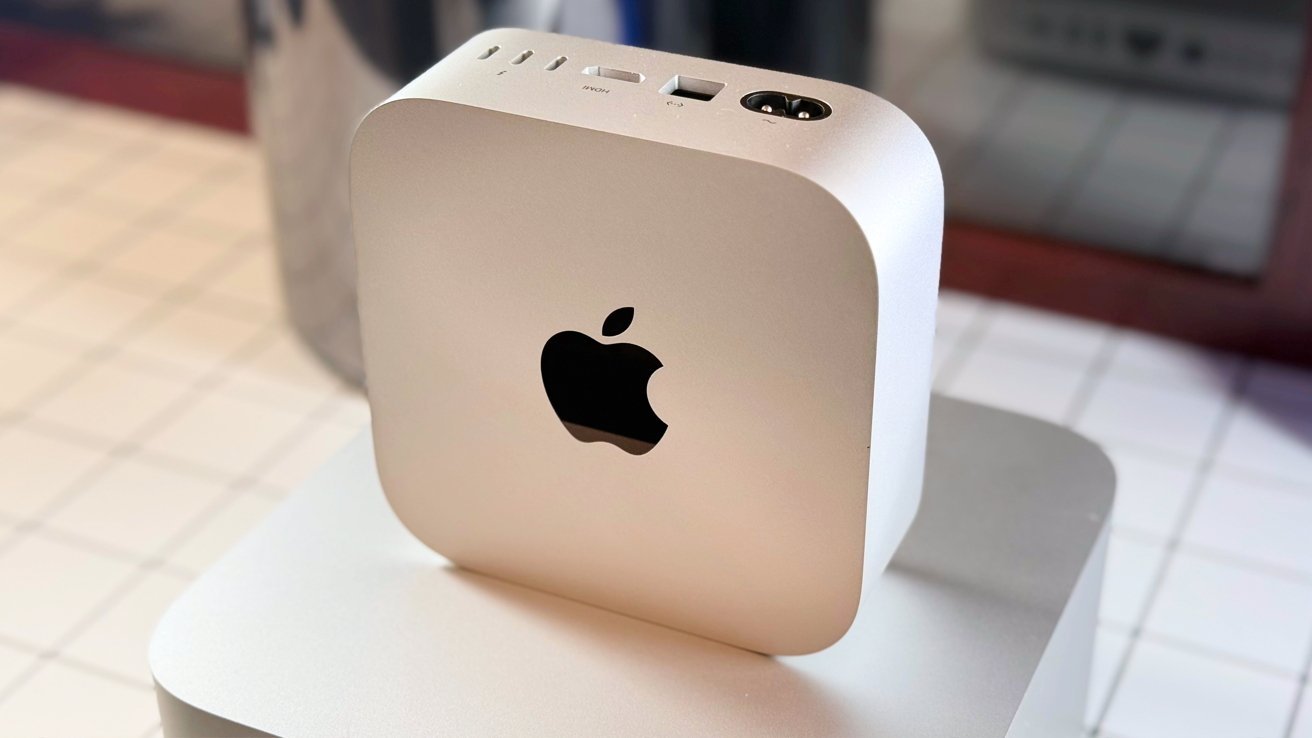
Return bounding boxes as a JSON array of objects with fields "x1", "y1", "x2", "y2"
[{"x1": 741, "y1": 91, "x2": 831, "y2": 121}]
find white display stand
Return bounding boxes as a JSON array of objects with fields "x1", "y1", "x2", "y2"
[{"x1": 150, "y1": 396, "x2": 1114, "y2": 737}]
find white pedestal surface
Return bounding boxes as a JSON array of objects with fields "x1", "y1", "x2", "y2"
[{"x1": 150, "y1": 396, "x2": 1114, "y2": 737}]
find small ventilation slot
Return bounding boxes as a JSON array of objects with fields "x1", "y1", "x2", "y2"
[
  {"x1": 510, "y1": 49, "x2": 534, "y2": 65},
  {"x1": 477, "y1": 45, "x2": 500, "y2": 60},
  {"x1": 545, "y1": 56, "x2": 568, "y2": 71}
]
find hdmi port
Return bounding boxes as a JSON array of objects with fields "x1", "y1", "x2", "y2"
[{"x1": 583, "y1": 66, "x2": 645, "y2": 84}]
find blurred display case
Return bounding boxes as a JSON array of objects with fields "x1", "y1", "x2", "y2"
[
  {"x1": 0, "y1": 0, "x2": 243, "y2": 69},
  {"x1": 876, "y1": 0, "x2": 1312, "y2": 363},
  {"x1": 2, "y1": 0, "x2": 1310, "y2": 365}
]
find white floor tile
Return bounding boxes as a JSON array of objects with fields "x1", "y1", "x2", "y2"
[
  {"x1": 143, "y1": 392, "x2": 307, "y2": 476},
  {"x1": 202, "y1": 247, "x2": 280, "y2": 309},
  {"x1": 33, "y1": 361, "x2": 193, "y2": 442},
  {"x1": 152, "y1": 123, "x2": 248, "y2": 170},
  {"x1": 327, "y1": 393, "x2": 370, "y2": 430},
  {"x1": 0, "y1": 333, "x2": 80, "y2": 414},
  {"x1": 119, "y1": 303, "x2": 263, "y2": 376},
  {"x1": 259, "y1": 422, "x2": 359, "y2": 490},
  {"x1": 1, "y1": 136, "x2": 117, "y2": 187},
  {"x1": 1184, "y1": 471, "x2": 1312, "y2": 575},
  {"x1": 0, "y1": 429, "x2": 103, "y2": 520},
  {"x1": 166, "y1": 492, "x2": 278, "y2": 573},
  {"x1": 0, "y1": 175, "x2": 48, "y2": 226},
  {"x1": 0, "y1": 87, "x2": 78, "y2": 128},
  {"x1": 45, "y1": 458, "x2": 229, "y2": 558},
  {"x1": 85, "y1": 155, "x2": 210, "y2": 211},
  {"x1": 1144, "y1": 553, "x2": 1312, "y2": 674},
  {"x1": 0, "y1": 660, "x2": 159, "y2": 738},
  {"x1": 1104, "y1": 331, "x2": 1241, "y2": 392},
  {"x1": 931, "y1": 334, "x2": 958, "y2": 382},
  {"x1": 1100, "y1": 534, "x2": 1168, "y2": 628},
  {"x1": 977, "y1": 303, "x2": 1110, "y2": 365},
  {"x1": 4, "y1": 200, "x2": 137, "y2": 266},
  {"x1": 1215, "y1": 401, "x2": 1312, "y2": 487},
  {"x1": 0, "y1": 256, "x2": 56, "y2": 314},
  {"x1": 0, "y1": 535, "x2": 136, "y2": 648},
  {"x1": 42, "y1": 122, "x2": 143, "y2": 160},
  {"x1": 1101, "y1": 639, "x2": 1297, "y2": 738},
  {"x1": 1077, "y1": 376, "x2": 1228, "y2": 458},
  {"x1": 2, "y1": 322, "x2": 88, "y2": 354},
  {"x1": 0, "y1": 641, "x2": 36, "y2": 690},
  {"x1": 215, "y1": 333, "x2": 342, "y2": 414},
  {"x1": 181, "y1": 171, "x2": 272, "y2": 233},
  {"x1": 60, "y1": 102, "x2": 160, "y2": 149},
  {"x1": 1087, "y1": 626, "x2": 1131, "y2": 729},
  {"x1": 16, "y1": 278, "x2": 155, "y2": 346},
  {"x1": 1103, "y1": 445, "x2": 1195, "y2": 539},
  {"x1": 104, "y1": 224, "x2": 233, "y2": 287},
  {"x1": 62, "y1": 570, "x2": 190, "y2": 685},
  {"x1": 944, "y1": 346, "x2": 1086, "y2": 423},
  {"x1": 934, "y1": 289, "x2": 985, "y2": 341},
  {"x1": 89, "y1": 264, "x2": 184, "y2": 307},
  {"x1": 77, "y1": 189, "x2": 164, "y2": 226},
  {"x1": 1292, "y1": 688, "x2": 1312, "y2": 738}
]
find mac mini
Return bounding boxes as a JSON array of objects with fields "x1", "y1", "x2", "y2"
[{"x1": 351, "y1": 29, "x2": 942, "y2": 655}]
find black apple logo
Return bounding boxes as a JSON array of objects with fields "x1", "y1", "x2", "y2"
[{"x1": 540, "y1": 307, "x2": 667, "y2": 456}]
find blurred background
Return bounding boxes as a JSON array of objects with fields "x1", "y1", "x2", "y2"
[
  {"x1": 0, "y1": 1, "x2": 1310, "y2": 736},
  {"x1": 4, "y1": 0, "x2": 1311, "y2": 378}
]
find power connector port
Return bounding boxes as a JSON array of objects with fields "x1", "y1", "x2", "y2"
[{"x1": 741, "y1": 91, "x2": 831, "y2": 121}]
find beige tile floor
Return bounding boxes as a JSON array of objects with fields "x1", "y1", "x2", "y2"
[
  {"x1": 1, "y1": 84, "x2": 1311, "y2": 737},
  {"x1": 0, "y1": 85, "x2": 366, "y2": 738}
]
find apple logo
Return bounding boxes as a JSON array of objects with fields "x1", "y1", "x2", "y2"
[{"x1": 540, "y1": 307, "x2": 667, "y2": 455}]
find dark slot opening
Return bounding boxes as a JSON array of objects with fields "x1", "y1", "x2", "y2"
[{"x1": 660, "y1": 75, "x2": 725, "y2": 102}]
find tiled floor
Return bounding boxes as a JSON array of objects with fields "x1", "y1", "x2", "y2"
[
  {"x1": 0, "y1": 83, "x2": 1310, "y2": 737},
  {"x1": 0, "y1": 85, "x2": 367, "y2": 737}
]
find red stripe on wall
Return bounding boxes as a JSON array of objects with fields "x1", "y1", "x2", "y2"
[{"x1": 0, "y1": 21, "x2": 248, "y2": 134}]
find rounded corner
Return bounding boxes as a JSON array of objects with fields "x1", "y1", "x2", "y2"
[
  {"x1": 774, "y1": 586, "x2": 864, "y2": 656},
  {"x1": 1026, "y1": 413, "x2": 1117, "y2": 514},
  {"x1": 350, "y1": 96, "x2": 414, "y2": 158},
  {"x1": 821, "y1": 81, "x2": 944, "y2": 197},
  {"x1": 370, "y1": 443, "x2": 449, "y2": 559},
  {"x1": 1065, "y1": 430, "x2": 1118, "y2": 515}
]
